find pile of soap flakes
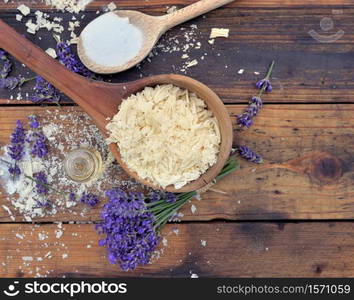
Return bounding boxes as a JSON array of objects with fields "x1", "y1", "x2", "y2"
[{"x1": 0, "y1": 108, "x2": 143, "y2": 222}]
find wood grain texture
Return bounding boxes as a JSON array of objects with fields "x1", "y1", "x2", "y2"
[
  {"x1": 1, "y1": 222, "x2": 354, "y2": 278},
  {"x1": 1, "y1": 4, "x2": 354, "y2": 104},
  {"x1": 1, "y1": 105, "x2": 354, "y2": 222},
  {"x1": 1, "y1": 0, "x2": 353, "y2": 9}
]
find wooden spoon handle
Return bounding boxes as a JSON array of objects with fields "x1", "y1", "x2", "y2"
[
  {"x1": 159, "y1": 0, "x2": 235, "y2": 30},
  {"x1": 0, "y1": 19, "x2": 126, "y2": 132},
  {"x1": 0, "y1": 19, "x2": 90, "y2": 94}
]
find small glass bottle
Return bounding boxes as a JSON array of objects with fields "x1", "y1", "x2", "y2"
[{"x1": 63, "y1": 147, "x2": 103, "y2": 182}]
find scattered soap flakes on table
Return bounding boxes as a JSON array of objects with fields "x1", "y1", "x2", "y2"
[
  {"x1": 17, "y1": 4, "x2": 31, "y2": 16},
  {"x1": 210, "y1": 28, "x2": 230, "y2": 39}
]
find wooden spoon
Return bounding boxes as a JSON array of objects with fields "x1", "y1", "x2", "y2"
[
  {"x1": 77, "y1": 0, "x2": 235, "y2": 74},
  {"x1": 0, "y1": 20, "x2": 233, "y2": 193}
]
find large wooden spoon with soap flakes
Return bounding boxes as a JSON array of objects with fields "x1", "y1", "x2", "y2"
[
  {"x1": 0, "y1": 19, "x2": 232, "y2": 193},
  {"x1": 78, "y1": 0, "x2": 235, "y2": 74}
]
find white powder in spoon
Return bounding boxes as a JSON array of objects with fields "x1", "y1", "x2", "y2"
[{"x1": 81, "y1": 12, "x2": 143, "y2": 68}]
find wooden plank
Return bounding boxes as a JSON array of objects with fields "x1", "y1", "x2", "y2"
[
  {"x1": 1, "y1": 222, "x2": 354, "y2": 277},
  {"x1": 1, "y1": 0, "x2": 353, "y2": 10},
  {"x1": 1, "y1": 6, "x2": 354, "y2": 104},
  {"x1": 1, "y1": 105, "x2": 354, "y2": 222}
]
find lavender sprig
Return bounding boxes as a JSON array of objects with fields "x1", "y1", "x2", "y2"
[
  {"x1": 26, "y1": 115, "x2": 48, "y2": 158},
  {"x1": 7, "y1": 120, "x2": 26, "y2": 178},
  {"x1": 55, "y1": 38, "x2": 96, "y2": 79},
  {"x1": 96, "y1": 188, "x2": 160, "y2": 271},
  {"x1": 80, "y1": 193, "x2": 100, "y2": 207},
  {"x1": 97, "y1": 158, "x2": 240, "y2": 271},
  {"x1": 33, "y1": 171, "x2": 49, "y2": 195},
  {"x1": 25, "y1": 174, "x2": 100, "y2": 207},
  {"x1": 32, "y1": 75, "x2": 60, "y2": 104},
  {"x1": 0, "y1": 49, "x2": 12, "y2": 78},
  {"x1": 236, "y1": 60, "x2": 275, "y2": 128},
  {"x1": 0, "y1": 76, "x2": 34, "y2": 90},
  {"x1": 237, "y1": 146, "x2": 263, "y2": 164}
]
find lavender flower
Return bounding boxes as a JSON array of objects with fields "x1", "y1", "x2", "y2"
[
  {"x1": 148, "y1": 191, "x2": 162, "y2": 203},
  {"x1": 238, "y1": 146, "x2": 263, "y2": 164},
  {"x1": 96, "y1": 188, "x2": 159, "y2": 271},
  {"x1": 165, "y1": 192, "x2": 177, "y2": 203},
  {"x1": 56, "y1": 41, "x2": 95, "y2": 79},
  {"x1": 8, "y1": 120, "x2": 26, "y2": 161},
  {"x1": 32, "y1": 76, "x2": 60, "y2": 104},
  {"x1": 236, "y1": 61, "x2": 275, "y2": 129},
  {"x1": 28, "y1": 115, "x2": 39, "y2": 129},
  {"x1": 0, "y1": 49, "x2": 12, "y2": 79},
  {"x1": 26, "y1": 115, "x2": 48, "y2": 158},
  {"x1": 35, "y1": 199, "x2": 50, "y2": 208},
  {"x1": 0, "y1": 77, "x2": 25, "y2": 90},
  {"x1": 256, "y1": 79, "x2": 273, "y2": 92},
  {"x1": 80, "y1": 193, "x2": 99, "y2": 207},
  {"x1": 236, "y1": 96, "x2": 263, "y2": 128},
  {"x1": 33, "y1": 171, "x2": 49, "y2": 195},
  {"x1": 69, "y1": 192, "x2": 76, "y2": 201},
  {"x1": 8, "y1": 165, "x2": 21, "y2": 176}
]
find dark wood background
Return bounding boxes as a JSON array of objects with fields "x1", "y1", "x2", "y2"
[{"x1": 1, "y1": 0, "x2": 354, "y2": 277}]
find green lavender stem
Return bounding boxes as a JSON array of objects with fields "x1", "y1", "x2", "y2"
[
  {"x1": 258, "y1": 60, "x2": 275, "y2": 98},
  {"x1": 25, "y1": 175, "x2": 68, "y2": 197},
  {"x1": 151, "y1": 157, "x2": 240, "y2": 231}
]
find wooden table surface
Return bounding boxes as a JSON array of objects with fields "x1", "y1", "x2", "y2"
[{"x1": 1, "y1": 0, "x2": 354, "y2": 278}]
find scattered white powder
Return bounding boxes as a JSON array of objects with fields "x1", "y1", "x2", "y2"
[
  {"x1": 81, "y1": 12, "x2": 143, "y2": 68},
  {"x1": 138, "y1": 24, "x2": 203, "y2": 74},
  {"x1": 38, "y1": 233, "x2": 48, "y2": 241},
  {"x1": 237, "y1": 69, "x2": 244, "y2": 74},
  {"x1": 16, "y1": 233, "x2": 24, "y2": 240},
  {"x1": 0, "y1": 108, "x2": 141, "y2": 222},
  {"x1": 44, "y1": 0, "x2": 92, "y2": 13},
  {"x1": 22, "y1": 256, "x2": 33, "y2": 261},
  {"x1": 191, "y1": 204, "x2": 197, "y2": 214},
  {"x1": 162, "y1": 237, "x2": 168, "y2": 247},
  {"x1": 107, "y1": 84, "x2": 221, "y2": 189},
  {"x1": 201, "y1": 240, "x2": 207, "y2": 247},
  {"x1": 62, "y1": 253, "x2": 68, "y2": 259},
  {"x1": 190, "y1": 273, "x2": 199, "y2": 278},
  {"x1": 55, "y1": 229, "x2": 63, "y2": 239}
]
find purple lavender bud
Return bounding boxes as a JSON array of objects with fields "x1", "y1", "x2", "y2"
[
  {"x1": 0, "y1": 77, "x2": 22, "y2": 90},
  {"x1": 34, "y1": 171, "x2": 49, "y2": 195},
  {"x1": 0, "y1": 50, "x2": 12, "y2": 78},
  {"x1": 32, "y1": 76, "x2": 60, "y2": 104},
  {"x1": 149, "y1": 191, "x2": 162, "y2": 203},
  {"x1": 238, "y1": 146, "x2": 263, "y2": 164},
  {"x1": 80, "y1": 193, "x2": 99, "y2": 207},
  {"x1": 8, "y1": 120, "x2": 26, "y2": 161},
  {"x1": 69, "y1": 192, "x2": 76, "y2": 201},
  {"x1": 236, "y1": 96, "x2": 263, "y2": 129},
  {"x1": 28, "y1": 115, "x2": 39, "y2": 129},
  {"x1": 56, "y1": 41, "x2": 96, "y2": 79},
  {"x1": 8, "y1": 164, "x2": 21, "y2": 176},
  {"x1": 26, "y1": 116, "x2": 48, "y2": 158},
  {"x1": 165, "y1": 192, "x2": 177, "y2": 203},
  {"x1": 256, "y1": 79, "x2": 272, "y2": 93},
  {"x1": 97, "y1": 188, "x2": 159, "y2": 271}
]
